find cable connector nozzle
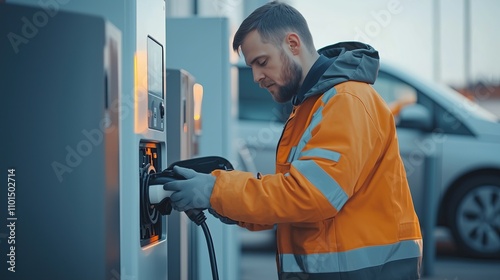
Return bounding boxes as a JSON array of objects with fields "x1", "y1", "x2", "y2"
[
  {"x1": 149, "y1": 184, "x2": 175, "y2": 205},
  {"x1": 185, "y1": 209, "x2": 207, "y2": 226}
]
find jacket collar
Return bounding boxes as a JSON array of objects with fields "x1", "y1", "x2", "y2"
[
  {"x1": 292, "y1": 41, "x2": 380, "y2": 106},
  {"x1": 292, "y1": 55, "x2": 332, "y2": 106}
]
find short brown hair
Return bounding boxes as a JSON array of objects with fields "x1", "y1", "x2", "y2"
[{"x1": 232, "y1": 1, "x2": 315, "y2": 53}]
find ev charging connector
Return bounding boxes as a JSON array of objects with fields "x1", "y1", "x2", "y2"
[{"x1": 147, "y1": 156, "x2": 234, "y2": 280}]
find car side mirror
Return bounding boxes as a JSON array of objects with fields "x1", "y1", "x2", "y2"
[{"x1": 397, "y1": 104, "x2": 433, "y2": 131}]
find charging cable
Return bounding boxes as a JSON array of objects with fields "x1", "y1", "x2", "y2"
[{"x1": 149, "y1": 171, "x2": 219, "y2": 280}]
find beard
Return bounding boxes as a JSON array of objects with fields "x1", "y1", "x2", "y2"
[{"x1": 273, "y1": 51, "x2": 302, "y2": 103}]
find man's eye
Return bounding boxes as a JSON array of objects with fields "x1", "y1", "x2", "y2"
[{"x1": 258, "y1": 59, "x2": 267, "y2": 66}]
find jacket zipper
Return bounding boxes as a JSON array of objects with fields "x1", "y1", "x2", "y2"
[{"x1": 275, "y1": 106, "x2": 297, "y2": 160}]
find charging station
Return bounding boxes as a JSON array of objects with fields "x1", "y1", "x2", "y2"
[
  {"x1": 2, "y1": 0, "x2": 168, "y2": 279},
  {"x1": 166, "y1": 17, "x2": 240, "y2": 280},
  {"x1": 2, "y1": 2, "x2": 243, "y2": 279},
  {"x1": 166, "y1": 69, "x2": 200, "y2": 164},
  {"x1": 165, "y1": 68, "x2": 200, "y2": 280},
  {"x1": 1, "y1": 3, "x2": 122, "y2": 279}
]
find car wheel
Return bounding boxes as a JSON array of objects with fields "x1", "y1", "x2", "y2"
[{"x1": 448, "y1": 174, "x2": 500, "y2": 258}]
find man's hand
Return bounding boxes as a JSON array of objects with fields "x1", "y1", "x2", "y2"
[
  {"x1": 208, "y1": 208, "x2": 238, "y2": 225},
  {"x1": 163, "y1": 166, "x2": 215, "y2": 211}
]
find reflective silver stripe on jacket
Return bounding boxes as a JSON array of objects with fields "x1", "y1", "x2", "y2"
[
  {"x1": 292, "y1": 160, "x2": 347, "y2": 211},
  {"x1": 280, "y1": 239, "x2": 423, "y2": 273},
  {"x1": 288, "y1": 87, "x2": 345, "y2": 211},
  {"x1": 299, "y1": 148, "x2": 341, "y2": 162},
  {"x1": 287, "y1": 87, "x2": 337, "y2": 163}
]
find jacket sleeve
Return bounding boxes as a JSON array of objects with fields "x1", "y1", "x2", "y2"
[
  {"x1": 238, "y1": 222, "x2": 274, "y2": 231},
  {"x1": 210, "y1": 89, "x2": 386, "y2": 225}
]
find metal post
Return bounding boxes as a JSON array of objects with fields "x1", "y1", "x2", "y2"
[
  {"x1": 433, "y1": 0, "x2": 441, "y2": 82},
  {"x1": 422, "y1": 154, "x2": 438, "y2": 276},
  {"x1": 464, "y1": 0, "x2": 471, "y2": 89}
]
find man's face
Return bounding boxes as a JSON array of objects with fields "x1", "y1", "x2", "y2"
[{"x1": 241, "y1": 30, "x2": 303, "y2": 103}]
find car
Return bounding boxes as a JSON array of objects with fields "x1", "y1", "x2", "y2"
[{"x1": 234, "y1": 56, "x2": 500, "y2": 258}]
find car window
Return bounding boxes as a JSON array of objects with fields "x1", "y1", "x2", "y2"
[
  {"x1": 374, "y1": 70, "x2": 473, "y2": 136},
  {"x1": 434, "y1": 102, "x2": 473, "y2": 135},
  {"x1": 434, "y1": 83, "x2": 499, "y2": 123},
  {"x1": 237, "y1": 66, "x2": 292, "y2": 123},
  {"x1": 373, "y1": 71, "x2": 418, "y2": 116}
]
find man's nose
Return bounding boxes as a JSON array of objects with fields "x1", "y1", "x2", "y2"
[{"x1": 252, "y1": 69, "x2": 265, "y2": 84}]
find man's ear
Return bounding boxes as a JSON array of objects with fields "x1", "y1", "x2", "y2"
[{"x1": 285, "y1": 33, "x2": 301, "y2": 55}]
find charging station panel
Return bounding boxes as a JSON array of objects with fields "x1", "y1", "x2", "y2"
[{"x1": 147, "y1": 37, "x2": 165, "y2": 131}]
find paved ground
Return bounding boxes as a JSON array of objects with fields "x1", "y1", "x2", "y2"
[{"x1": 240, "y1": 228, "x2": 500, "y2": 280}]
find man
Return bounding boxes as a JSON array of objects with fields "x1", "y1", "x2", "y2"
[{"x1": 164, "y1": 1, "x2": 423, "y2": 279}]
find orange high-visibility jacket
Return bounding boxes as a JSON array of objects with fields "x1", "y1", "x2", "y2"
[{"x1": 210, "y1": 42, "x2": 422, "y2": 280}]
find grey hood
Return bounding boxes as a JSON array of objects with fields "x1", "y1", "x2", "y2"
[{"x1": 305, "y1": 41, "x2": 380, "y2": 98}]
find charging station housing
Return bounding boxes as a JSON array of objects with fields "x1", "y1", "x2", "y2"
[
  {"x1": 1, "y1": 4, "x2": 121, "y2": 279},
  {"x1": 2, "y1": 0, "x2": 168, "y2": 279},
  {"x1": 165, "y1": 68, "x2": 199, "y2": 280}
]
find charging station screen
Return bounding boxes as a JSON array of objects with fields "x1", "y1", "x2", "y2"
[{"x1": 147, "y1": 36, "x2": 164, "y2": 98}]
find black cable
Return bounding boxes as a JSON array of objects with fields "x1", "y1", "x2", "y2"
[
  {"x1": 184, "y1": 209, "x2": 219, "y2": 280},
  {"x1": 201, "y1": 220, "x2": 219, "y2": 280},
  {"x1": 147, "y1": 170, "x2": 220, "y2": 280}
]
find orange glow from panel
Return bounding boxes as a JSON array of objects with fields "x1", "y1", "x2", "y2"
[
  {"x1": 193, "y1": 83, "x2": 203, "y2": 121},
  {"x1": 134, "y1": 51, "x2": 148, "y2": 134},
  {"x1": 193, "y1": 83, "x2": 203, "y2": 133},
  {"x1": 134, "y1": 54, "x2": 139, "y2": 133}
]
